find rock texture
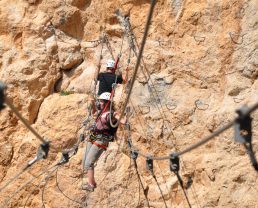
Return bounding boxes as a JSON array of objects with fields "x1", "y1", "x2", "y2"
[{"x1": 0, "y1": 0, "x2": 257, "y2": 208}]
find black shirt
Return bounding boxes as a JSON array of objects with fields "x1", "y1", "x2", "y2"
[{"x1": 97, "y1": 72, "x2": 123, "y2": 95}]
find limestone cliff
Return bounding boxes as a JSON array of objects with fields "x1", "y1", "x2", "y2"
[{"x1": 0, "y1": 0, "x2": 257, "y2": 208}]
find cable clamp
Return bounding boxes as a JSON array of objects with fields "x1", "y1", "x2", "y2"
[
  {"x1": 28, "y1": 141, "x2": 50, "y2": 166},
  {"x1": 59, "y1": 150, "x2": 70, "y2": 165},
  {"x1": 235, "y1": 105, "x2": 258, "y2": 171},
  {"x1": 128, "y1": 139, "x2": 138, "y2": 160},
  {"x1": 41, "y1": 141, "x2": 50, "y2": 159},
  {"x1": 127, "y1": 137, "x2": 133, "y2": 148},
  {"x1": 112, "y1": 83, "x2": 117, "y2": 89},
  {"x1": 83, "y1": 116, "x2": 92, "y2": 126},
  {"x1": 170, "y1": 153, "x2": 180, "y2": 172},
  {"x1": 185, "y1": 176, "x2": 193, "y2": 190},
  {"x1": 73, "y1": 144, "x2": 79, "y2": 155},
  {"x1": 126, "y1": 106, "x2": 131, "y2": 114},
  {"x1": 234, "y1": 105, "x2": 252, "y2": 143},
  {"x1": 79, "y1": 133, "x2": 85, "y2": 143},
  {"x1": 127, "y1": 58, "x2": 131, "y2": 65},
  {"x1": 73, "y1": 134, "x2": 85, "y2": 154},
  {"x1": 0, "y1": 81, "x2": 5, "y2": 111},
  {"x1": 125, "y1": 122, "x2": 131, "y2": 131},
  {"x1": 146, "y1": 155, "x2": 154, "y2": 173},
  {"x1": 170, "y1": 153, "x2": 185, "y2": 187},
  {"x1": 100, "y1": 36, "x2": 106, "y2": 44},
  {"x1": 131, "y1": 149, "x2": 138, "y2": 160}
]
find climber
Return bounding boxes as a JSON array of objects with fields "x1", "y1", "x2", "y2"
[
  {"x1": 91, "y1": 59, "x2": 124, "y2": 112},
  {"x1": 96, "y1": 59, "x2": 124, "y2": 96},
  {"x1": 82, "y1": 92, "x2": 126, "y2": 192}
]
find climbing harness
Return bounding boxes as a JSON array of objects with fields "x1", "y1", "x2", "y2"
[
  {"x1": 88, "y1": 110, "x2": 117, "y2": 150},
  {"x1": 87, "y1": 136, "x2": 108, "y2": 150},
  {"x1": 90, "y1": 132, "x2": 114, "y2": 142}
]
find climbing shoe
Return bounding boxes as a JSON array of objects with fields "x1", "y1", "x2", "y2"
[{"x1": 81, "y1": 183, "x2": 95, "y2": 192}]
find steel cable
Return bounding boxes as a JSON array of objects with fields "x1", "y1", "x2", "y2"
[
  {"x1": 0, "y1": 165, "x2": 58, "y2": 208},
  {"x1": 23, "y1": 166, "x2": 59, "y2": 208},
  {"x1": 0, "y1": 165, "x2": 31, "y2": 194},
  {"x1": 55, "y1": 167, "x2": 83, "y2": 205},
  {"x1": 175, "y1": 172, "x2": 192, "y2": 208},
  {"x1": 4, "y1": 96, "x2": 48, "y2": 144},
  {"x1": 133, "y1": 158, "x2": 150, "y2": 208},
  {"x1": 114, "y1": 0, "x2": 157, "y2": 128},
  {"x1": 126, "y1": 102, "x2": 258, "y2": 160},
  {"x1": 152, "y1": 174, "x2": 168, "y2": 208}
]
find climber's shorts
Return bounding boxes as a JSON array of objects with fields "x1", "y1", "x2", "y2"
[{"x1": 82, "y1": 140, "x2": 109, "y2": 171}]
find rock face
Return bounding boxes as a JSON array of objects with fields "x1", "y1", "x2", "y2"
[{"x1": 0, "y1": 0, "x2": 257, "y2": 208}]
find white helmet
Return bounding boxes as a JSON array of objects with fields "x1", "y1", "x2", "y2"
[
  {"x1": 98, "y1": 92, "x2": 111, "y2": 101},
  {"x1": 106, "y1": 59, "x2": 115, "y2": 68}
]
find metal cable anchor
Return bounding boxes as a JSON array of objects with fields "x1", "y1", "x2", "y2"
[{"x1": 28, "y1": 141, "x2": 50, "y2": 166}]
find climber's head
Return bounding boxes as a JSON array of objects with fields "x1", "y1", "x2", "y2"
[{"x1": 106, "y1": 59, "x2": 115, "y2": 72}]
